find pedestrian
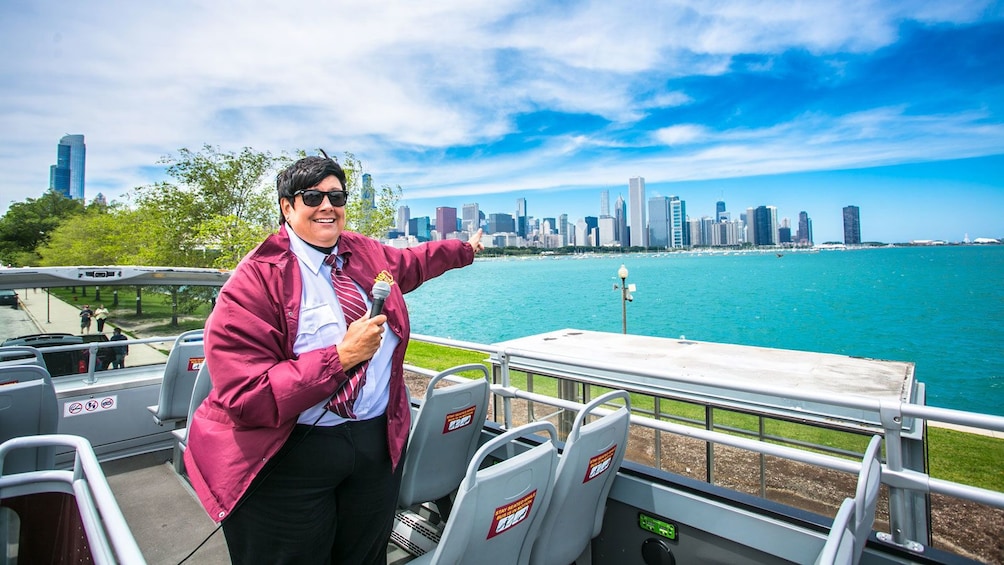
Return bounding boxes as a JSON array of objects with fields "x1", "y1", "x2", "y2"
[
  {"x1": 93, "y1": 304, "x2": 110, "y2": 332},
  {"x1": 79, "y1": 304, "x2": 93, "y2": 334},
  {"x1": 109, "y1": 327, "x2": 129, "y2": 369},
  {"x1": 185, "y1": 154, "x2": 484, "y2": 564}
]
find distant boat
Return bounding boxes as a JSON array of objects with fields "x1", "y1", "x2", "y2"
[{"x1": 776, "y1": 253, "x2": 784, "y2": 257}]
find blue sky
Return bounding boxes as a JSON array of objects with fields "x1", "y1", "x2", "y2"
[{"x1": 1, "y1": 1, "x2": 1002, "y2": 243}]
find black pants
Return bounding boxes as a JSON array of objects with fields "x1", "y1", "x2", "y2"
[{"x1": 222, "y1": 415, "x2": 403, "y2": 565}]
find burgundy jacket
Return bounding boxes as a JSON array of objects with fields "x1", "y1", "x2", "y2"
[{"x1": 184, "y1": 226, "x2": 474, "y2": 521}]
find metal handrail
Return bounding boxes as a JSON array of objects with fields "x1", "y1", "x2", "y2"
[
  {"x1": 0, "y1": 434, "x2": 147, "y2": 565},
  {"x1": 407, "y1": 333, "x2": 1004, "y2": 553}
]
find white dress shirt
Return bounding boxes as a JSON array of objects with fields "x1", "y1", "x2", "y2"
[{"x1": 286, "y1": 227, "x2": 400, "y2": 426}]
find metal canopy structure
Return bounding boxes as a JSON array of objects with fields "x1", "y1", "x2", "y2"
[
  {"x1": 491, "y1": 328, "x2": 921, "y2": 435},
  {"x1": 0, "y1": 266, "x2": 231, "y2": 290}
]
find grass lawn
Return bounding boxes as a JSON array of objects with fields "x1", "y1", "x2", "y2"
[{"x1": 48, "y1": 286, "x2": 213, "y2": 335}]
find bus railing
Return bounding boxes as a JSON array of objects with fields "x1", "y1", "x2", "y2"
[{"x1": 409, "y1": 333, "x2": 1004, "y2": 553}]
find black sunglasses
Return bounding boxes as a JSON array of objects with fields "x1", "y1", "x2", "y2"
[{"x1": 294, "y1": 189, "x2": 349, "y2": 207}]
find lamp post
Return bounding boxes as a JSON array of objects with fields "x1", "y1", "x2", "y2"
[{"x1": 617, "y1": 264, "x2": 629, "y2": 334}]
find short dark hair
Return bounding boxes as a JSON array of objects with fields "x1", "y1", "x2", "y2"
[{"x1": 276, "y1": 155, "x2": 347, "y2": 224}]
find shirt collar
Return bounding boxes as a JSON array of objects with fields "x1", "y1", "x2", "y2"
[{"x1": 286, "y1": 226, "x2": 340, "y2": 274}]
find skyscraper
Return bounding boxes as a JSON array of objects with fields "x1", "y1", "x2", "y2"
[
  {"x1": 753, "y1": 206, "x2": 777, "y2": 246},
  {"x1": 600, "y1": 190, "x2": 609, "y2": 217},
  {"x1": 516, "y1": 198, "x2": 528, "y2": 238},
  {"x1": 462, "y1": 203, "x2": 480, "y2": 233},
  {"x1": 670, "y1": 196, "x2": 687, "y2": 247},
  {"x1": 436, "y1": 207, "x2": 458, "y2": 238},
  {"x1": 628, "y1": 177, "x2": 647, "y2": 247},
  {"x1": 716, "y1": 200, "x2": 726, "y2": 222},
  {"x1": 409, "y1": 217, "x2": 432, "y2": 241},
  {"x1": 361, "y1": 173, "x2": 375, "y2": 209},
  {"x1": 50, "y1": 134, "x2": 86, "y2": 200},
  {"x1": 397, "y1": 205, "x2": 410, "y2": 235},
  {"x1": 648, "y1": 197, "x2": 670, "y2": 248},
  {"x1": 487, "y1": 213, "x2": 515, "y2": 234},
  {"x1": 797, "y1": 211, "x2": 813, "y2": 246},
  {"x1": 843, "y1": 205, "x2": 861, "y2": 244},
  {"x1": 614, "y1": 195, "x2": 627, "y2": 246},
  {"x1": 584, "y1": 216, "x2": 599, "y2": 247}
]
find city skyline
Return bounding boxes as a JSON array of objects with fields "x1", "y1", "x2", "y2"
[
  {"x1": 1, "y1": 2, "x2": 1002, "y2": 243},
  {"x1": 397, "y1": 188, "x2": 822, "y2": 246}
]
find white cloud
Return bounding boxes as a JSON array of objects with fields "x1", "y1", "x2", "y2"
[
  {"x1": 653, "y1": 124, "x2": 710, "y2": 146},
  {"x1": 0, "y1": 0, "x2": 1000, "y2": 225}
]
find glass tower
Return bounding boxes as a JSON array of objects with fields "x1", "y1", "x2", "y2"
[
  {"x1": 516, "y1": 198, "x2": 528, "y2": 238},
  {"x1": 648, "y1": 196, "x2": 670, "y2": 248},
  {"x1": 628, "y1": 177, "x2": 647, "y2": 247},
  {"x1": 843, "y1": 205, "x2": 861, "y2": 244},
  {"x1": 50, "y1": 134, "x2": 86, "y2": 200}
]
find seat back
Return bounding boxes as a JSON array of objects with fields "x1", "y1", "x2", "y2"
[
  {"x1": 0, "y1": 365, "x2": 58, "y2": 473},
  {"x1": 815, "y1": 498, "x2": 857, "y2": 565},
  {"x1": 149, "y1": 330, "x2": 204, "y2": 425},
  {"x1": 179, "y1": 362, "x2": 213, "y2": 446},
  {"x1": 530, "y1": 389, "x2": 631, "y2": 565},
  {"x1": 0, "y1": 345, "x2": 48, "y2": 371},
  {"x1": 171, "y1": 361, "x2": 213, "y2": 475},
  {"x1": 852, "y1": 434, "x2": 882, "y2": 558},
  {"x1": 398, "y1": 363, "x2": 491, "y2": 510},
  {"x1": 419, "y1": 421, "x2": 559, "y2": 565}
]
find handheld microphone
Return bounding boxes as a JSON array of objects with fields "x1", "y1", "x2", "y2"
[{"x1": 370, "y1": 280, "x2": 391, "y2": 317}]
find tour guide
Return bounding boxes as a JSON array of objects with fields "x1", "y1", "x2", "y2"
[{"x1": 184, "y1": 154, "x2": 484, "y2": 564}]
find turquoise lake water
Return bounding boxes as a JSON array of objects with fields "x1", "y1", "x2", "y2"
[{"x1": 404, "y1": 245, "x2": 1004, "y2": 417}]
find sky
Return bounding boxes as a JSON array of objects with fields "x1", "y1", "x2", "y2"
[{"x1": 1, "y1": 1, "x2": 1002, "y2": 244}]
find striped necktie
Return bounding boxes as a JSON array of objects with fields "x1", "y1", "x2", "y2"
[{"x1": 324, "y1": 254, "x2": 368, "y2": 418}]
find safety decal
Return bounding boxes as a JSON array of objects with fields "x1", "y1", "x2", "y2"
[
  {"x1": 64, "y1": 395, "x2": 118, "y2": 418},
  {"x1": 582, "y1": 445, "x2": 617, "y2": 483},
  {"x1": 487, "y1": 489, "x2": 537, "y2": 539},
  {"x1": 188, "y1": 357, "x2": 205, "y2": 372},
  {"x1": 442, "y1": 405, "x2": 476, "y2": 434}
]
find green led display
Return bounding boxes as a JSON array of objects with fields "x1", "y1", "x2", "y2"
[{"x1": 638, "y1": 513, "x2": 677, "y2": 541}]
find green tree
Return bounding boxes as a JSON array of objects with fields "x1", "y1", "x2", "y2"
[
  {"x1": 136, "y1": 145, "x2": 290, "y2": 269},
  {"x1": 36, "y1": 205, "x2": 147, "y2": 266},
  {"x1": 0, "y1": 190, "x2": 85, "y2": 266}
]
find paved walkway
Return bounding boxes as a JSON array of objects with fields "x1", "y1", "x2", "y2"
[{"x1": 16, "y1": 289, "x2": 169, "y2": 366}]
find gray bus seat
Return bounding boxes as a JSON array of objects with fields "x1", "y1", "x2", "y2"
[
  {"x1": 171, "y1": 361, "x2": 213, "y2": 476},
  {"x1": 0, "y1": 434, "x2": 146, "y2": 564},
  {"x1": 815, "y1": 434, "x2": 882, "y2": 565},
  {"x1": 147, "y1": 329, "x2": 204, "y2": 426},
  {"x1": 815, "y1": 498, "x2": 856, "y2": 565},
  {"x1": 530, "y1": 389, "x2": 631, "y2": 565},
  {"x1": 852, "y1": 434, "x2": 882, "y2": 558},
  {"x1": 0, "y1": 345, "x2": 48, "y2": 371},
  {"x1": 0, "y1": 365, "x2": 58, "y2": 473},
  {"x1": 398, "y1": 363, "x2": 490, "y2": 519},
  {"x1": 409, "y1": 421, "x2": 559, "y2": 565}
]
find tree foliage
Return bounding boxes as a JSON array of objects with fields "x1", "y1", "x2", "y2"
[
  {"x1": 135, "y1": 145, "x2": 290, "y2": 269},
  {"x1": 36, "y1": 205, "x2": 147, "y2": 266},
  {"x1": 0, "y1": 190, "x2": 85, "y2": 266}
]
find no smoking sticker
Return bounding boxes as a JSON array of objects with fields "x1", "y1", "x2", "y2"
[{"x1": 64, "y1": 395, "x2": 118, "y2": 417}]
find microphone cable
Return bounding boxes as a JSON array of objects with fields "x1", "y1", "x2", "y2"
[{"x1": 176, "y1": 406, "x2": 331, "y2": 564}]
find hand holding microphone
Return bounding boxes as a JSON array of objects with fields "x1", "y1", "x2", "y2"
[{"x1": 338, "y1": 280, "x2": 392, "y2": 371}]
